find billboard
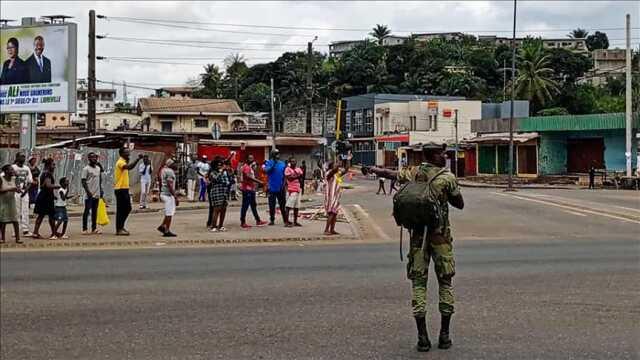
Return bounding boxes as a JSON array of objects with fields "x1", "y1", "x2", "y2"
[{"x1": 0, "y1": 23, "x2": 77, "y2": 113}]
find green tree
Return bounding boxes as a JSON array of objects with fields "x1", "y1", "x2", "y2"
[
  {"x1": 586, "y1": 31, "x2": 609, "y2": 51},
  {"x1": 568, "y1": 28, "x2": 589, "y2": 39},
  {"x1": 545, "y1": 48, "x2": 591, "y2": 83},
  {"x1": 370, "y1": 24, "x2": 391, "y2": 45},
  {"x1": 193, "y1": 64, "x2": 223, "y2": 98},
  {"x1": 240, "y1": 82, "x2": 271, "y2": 112},
  {"x1": 223, "y1": 53, "x2": 249, "y2": 100},
  {"x1": 514, "y1": 39, "x2": 559, "y2": 112}
]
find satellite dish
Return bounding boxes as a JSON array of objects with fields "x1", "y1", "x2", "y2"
[{"x1": 211, "y1": 122, "x2": 221, "y2": 140}]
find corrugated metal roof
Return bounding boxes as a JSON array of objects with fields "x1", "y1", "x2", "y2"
[{"x1": 518, "y1": 113, "x2": 639, "y2": 132}]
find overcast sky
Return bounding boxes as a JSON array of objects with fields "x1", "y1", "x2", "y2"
[{"x1": 1, "y1": 1, "x2": 638, "y2": 101}]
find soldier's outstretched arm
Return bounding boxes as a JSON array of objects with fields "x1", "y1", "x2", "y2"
[{"x1": 362, "y1": 166, "x2": 398, "y2": 180}]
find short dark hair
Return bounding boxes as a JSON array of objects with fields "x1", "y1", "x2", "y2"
[
  {"x1": 59, "y1": 176, "x2": 68, "y2": 184},
  {"x1": 7, "y1": 37, "x2": 18, "y2": 50},
  {"x1": 119, "y1": 147, "x2": 128, "y2": 156}
]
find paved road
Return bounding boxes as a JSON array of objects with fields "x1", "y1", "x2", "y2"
[{"x1": 1, "y1": 183, "x2": 639, "y2": 359}]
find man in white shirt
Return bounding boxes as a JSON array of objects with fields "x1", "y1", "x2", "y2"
[
  {"x1": 138, "y1": 155, "x2": 152, "y2": 209},
  {"x1": 197, "y1": 155, "x2": 210, "y2": 202},
  {"x1": 12, "y1": 153, "x2": 33, "y2": 236}
]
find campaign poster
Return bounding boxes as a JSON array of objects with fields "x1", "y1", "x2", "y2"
[{"x1": 0, "y1": 23, "x2": 77, "y2": 113}]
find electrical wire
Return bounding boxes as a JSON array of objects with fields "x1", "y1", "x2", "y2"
[
  {"x1": 101, "y1": 35, "x2": 329, "y2": 47},
  {"x1": 100, "y1": 37, "x2": 300, "y2": 52},
  {"x1": 101, "y1": 15, "x2": 640, "y2": 34}
]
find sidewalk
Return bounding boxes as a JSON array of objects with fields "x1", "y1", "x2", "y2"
[
  {"x1": 1, "y1": 205, "x2": 358, "y2": 250},
  {"x1": 458, "y1": 179, "x2": 576, "y2": 190}
]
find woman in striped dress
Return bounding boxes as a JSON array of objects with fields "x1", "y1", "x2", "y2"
[
  {"x1": 207, "y1": 157, "x2": 230, "y2": 232},
  {"x1": 323, "y1": 161, "x2": 348, "y2": 235}
]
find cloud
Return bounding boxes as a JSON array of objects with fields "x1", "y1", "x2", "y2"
[{"x1": 1, "y1": 0, "x2": 637, "y2": 100}]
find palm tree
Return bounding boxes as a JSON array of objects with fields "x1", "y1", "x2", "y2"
[
  {"x1": 514, "y1": 40, "x2": 559, "y2": 110},
  {"x1": 370, "y1": 24, "x2": 391, "y2": 45},
  {"x1": 568, "y1": 28, "x2": 588, "y2": 39}
]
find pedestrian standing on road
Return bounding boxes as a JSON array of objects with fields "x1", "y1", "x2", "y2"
[
  {"x1": 323, "y1": 161, "x2": 348, "y2": 235},
  {"x1": 32, "y1": 158, "x2": 60, "y2": 240},
  {"x1": 186, "y1": 155, "x2": 198, "y2": 202},
  {"x1": 263, "y1": 150, "x2": 287, "y2": 225},
  {"x1": 364, "y1": 145, "x2": 464, "y2": 353},
  {"x1": 390, "y1": 178, "x2": 398, "y2": 194},
  {"x1": 284, "y1": 157, "x2": 303, "y2": 227},
  {"x1": 226, "y1": 159, "x2": 238, "y2": 201},
  {"x1": 157, "y1": 159, "x2": 179, "y2": 237},
  {"x1": 53, "y1": 177, "x2": 69, "y2": 239},
  {"x1": 588, "y1": 165, "x2": 596, "y2": 190},
  {"x1": 376, "y1": 175, "x2": 387, "y2": 195},
  {"x1": 28, "y1": 156, "x2": 40, "y2": 207},
  {"x1": 138, "y1": 155, "x2": 152, "y2": 209},
  {"x1": 198, "y1": 155, "x2": 210, "y2": 202},
  {"x1": 81, "y1": 152, "x2": 103, "y2": 235},
  {"x1": 12, "y1": 153, "x2": 33, "y2": 236},
  {"x1": 207, "y1": 157, "x2": 230, "y2": 232},
  {"x1": 300, "y1": 160, "x2": 307, "y2": 196},
  {"x1": 240, "y1": 154, "x2": 267, "y2": 229},
  {"x1": 0, "y1": 164, "x2": 22, "y2": 244},
  {"x1": 114, "y1": 148, "x2": 143, "y2": 236}
]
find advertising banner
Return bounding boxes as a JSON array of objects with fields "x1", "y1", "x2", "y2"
[{"x1": 0, "y1": 23, "x2": 77, "y2": 113}]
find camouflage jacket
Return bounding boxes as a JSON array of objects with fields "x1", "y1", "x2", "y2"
[{"x1": 398, "y1": 163, "x2": 461, "y2": 240}]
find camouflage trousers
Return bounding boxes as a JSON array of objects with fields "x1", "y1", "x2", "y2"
[{"x1": 406, "y1": 227, "x2": 456, "y2": 317}]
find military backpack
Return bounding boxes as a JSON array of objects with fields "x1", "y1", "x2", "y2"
[{"x1": 392, "y1": 167, "x2": 446, "y2": 231}]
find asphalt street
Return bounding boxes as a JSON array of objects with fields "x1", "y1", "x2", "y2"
[{"x1": 1, "y1": 182, "x2": 639, "y2": 360}]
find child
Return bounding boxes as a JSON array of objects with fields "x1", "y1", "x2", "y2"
[
  {"x1": 323, "y1": 161, "x2": 348, "y2": 236},
  {"x1": 284, "y1": 157, "x2": 303, "y2": 227},
  {"x1": 0, "y1": 164, "x2": 22, "y2": 244},
  {"x1": 53, "y1": 177, "x2": 69, "y2": 239}
]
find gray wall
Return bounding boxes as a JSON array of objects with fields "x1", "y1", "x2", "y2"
[{"x1": 0, "y1": 148, "x2": 165, "y2": 205}]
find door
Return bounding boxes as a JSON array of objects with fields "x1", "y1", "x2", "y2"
[
  {"x1": 161, "y1": 121, "x2": 172, "y2": 132},
  {"x1": 517, "y1": 145, "x2": 537, "y2": 175},
  {"x1": 567, "y1": 138, "x2": 604, "y2": 173},
  {"x1": 478, "y1": 145, "x2": 496, "y2": 174}
]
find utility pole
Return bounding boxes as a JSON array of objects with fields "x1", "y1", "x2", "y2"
[
  {"x1": 123, "y1": 81, "x2": 128, "y2": 106},
  {"x1": 507, "y1": 0, "x2": 517, "y2": 191},
  {"x1": 87, "y1": 10, "x2": 96, "y2": 135},
  {"x1": 270, "y1": 78, "x2": 276, "y2": 151},
  {"x1": 625, "y1": 13, "x2": 632, "y2": 177},
  {"x1": 503, "y1": 58, "x2": 507, "y2": 101},
  {"x1": 454, "y1": 109, "x2": 459, "y2": 177},
  {"x1": 306, "y1": 40, "x2": 314, "y2": 134}
]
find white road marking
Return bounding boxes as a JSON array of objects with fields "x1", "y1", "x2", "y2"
[
  {"x1": 351, "y1": 204, "x2": 392, "y2": 240},
  {"x1": 562, "y1": 210, "x2": 587, "y2": 217},
  {"x1": 611, "y1": 205, "x2": 640, "y2": 214},
  {"x1": 494, "y1": 192, "x2": 640, "y2": 224}
]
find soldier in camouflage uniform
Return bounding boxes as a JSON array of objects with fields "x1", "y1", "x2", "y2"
[{"x1": 364, "y1": 145, "x2": 464, "y2": 353}]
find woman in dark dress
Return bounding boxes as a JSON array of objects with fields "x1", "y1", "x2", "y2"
[
  {"x1": 0, "y1": 37, "x2": 29, "y2": 85},
  {"x1": 28, "y1": 156, "x2": 40, "y2": 205},
  {"x1": 32, "y1": 158, "x2": 60, "y2": 239}
]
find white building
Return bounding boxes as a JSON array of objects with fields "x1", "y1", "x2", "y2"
[
  {"x1": 373, "y1": 100, "x2": 482, "y2": 166},
  {"x1": 96, "y1": 111, "x2": 142, "y2": 131},
  {"x1": 72, "y1": 88, "x2": 117, "y2": 126}
]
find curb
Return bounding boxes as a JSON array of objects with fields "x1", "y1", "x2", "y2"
[
  {"x1": 458, "y1": 181, "x2": 573, "y2": 190},
  {"x1": 0, "y1": 235, "x2": 359, "y2": 250}
]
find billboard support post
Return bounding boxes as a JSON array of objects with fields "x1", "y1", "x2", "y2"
[{"x1": 88, "y1": 10, "x2": 96, "y2": 135}]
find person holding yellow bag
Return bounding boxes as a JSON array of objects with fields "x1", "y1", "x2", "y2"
[{"x1": 81, "y1": 152, "x2": 104, "y2": 235}]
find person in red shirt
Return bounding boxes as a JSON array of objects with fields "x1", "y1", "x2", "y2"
[
  {"x1": 284, "y1": 157, "x2": 304, "y2": 227},
  {"x1": 239, "y1": 154, "x2": 267, "y2": 229}
]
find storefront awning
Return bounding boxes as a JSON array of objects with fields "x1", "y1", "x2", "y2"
[
  {"x1": 464, "y1": 132, "x2": 539, "y2": 144},
  {"x1": 375, "y1": 134, "x2": 410, "y2": 142}
]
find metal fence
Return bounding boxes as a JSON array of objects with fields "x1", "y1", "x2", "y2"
[{"x1": 0, "y1": 147, "x2": 165, "y2": 205}]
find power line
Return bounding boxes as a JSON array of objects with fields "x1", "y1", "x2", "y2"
[
  {"x1": 105, "y1": 56, "x2": 277, "y2": 61},
  {"x1": 99, "y1": 37, "x2": 300, "y2": 52},
  {"x1": 100, "y1": 15, "x2": 639, "y2": 34},
  {"x1": 100, "y1": 35, "x2": 329, "y2": 47},
  {"x1": 99, "y1": 58, "x2": 216, "y2": 66}
]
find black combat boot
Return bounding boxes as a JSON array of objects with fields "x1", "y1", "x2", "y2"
[
  {"x1": 414, "y1": 316, "x2": 431, "y2": 352},
  {"x1": 438, "y1": 314, "x2": 452, "y2": 349}
]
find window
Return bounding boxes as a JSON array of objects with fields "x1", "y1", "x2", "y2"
[
  {"x1": 161, "y1": 121, "x2": 172, "y2": 132},
  {"x1": 52, "y1": 116, "x2": 57, "y2": 120},
  {"x1": 345, "y1": 111, "x2": 352, "y2": 132},
  {"x1": 78, "y1": 103, "x2": 83, "y2": 108},
  {"x1": 365, "y1": 109, "x2": 373, "y2": 134},
  {"x1": 105, "y1": 103, "x2": 110, "y2": 108},
  {"x1": 194, "y1": 118, "x2": 209, "y2": 128},
  {"x1": 61, "y1": 116, "x2": 66, "y2": 120}
]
